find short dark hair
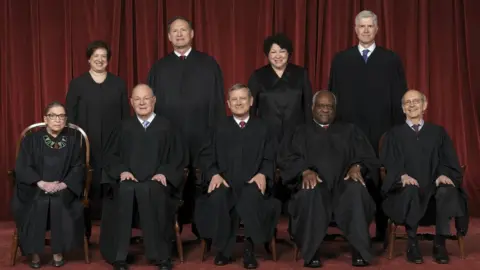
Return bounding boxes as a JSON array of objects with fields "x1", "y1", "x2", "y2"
[
  {"x1": 167, "y1": 16, "x2": 193, "y2": 32},
  {"x1": 86, "y1": 40, "x2": 111, "y2": 60},
  {"x1": 263, "y1": 33, "x2": 293, "y2": 56},
  {"x1": 44, "y1": 101, "x2": 66, "y2": 116}
]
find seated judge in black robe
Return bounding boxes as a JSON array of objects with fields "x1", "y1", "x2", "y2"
[
  {"x1": 66, "y1": 40, "x2": 130, "y2": 240},
  {"x1": 278, "y1": 91, "x2": 380, "y2": 268},
  {"x1": 195, "y1": 84, "x2": 281, "y2": 269},
  {"x1": 99, "y1": 84, "x2": 187, "y2": 270},
  {"x1": 381, "y1": 90, "x2": 468, "y2": 265},
  {"x1": 328, "y1": 10, "x2": 408, "y2": 240},
  {"x1": 11, "y1": 102, "x2": 85, "y2": 268},
  {"x1": 147, "y1": 16, "x2": 225, "y2": 232}
]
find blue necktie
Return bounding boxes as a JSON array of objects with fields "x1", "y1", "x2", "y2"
[
  {"x1": 143, "y1": 121, "x2": 150, "y2": 129},
  {"x1": 412, "y1": 124, "x2": 420, "y2": 133},
  {"x1": 362, "y1": 49, "x2": 369, "y2": 63}
]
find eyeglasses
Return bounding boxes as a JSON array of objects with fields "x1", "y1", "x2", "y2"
[
  {"x1": 46, "y1": 114, "x2": 67, "y2": 121},
  {"x1": 132, "y1": 96, "x2": 154, "y2": 103},
  {"x1": 403, "y1": 99, "x2": 422, "y2": 106}
]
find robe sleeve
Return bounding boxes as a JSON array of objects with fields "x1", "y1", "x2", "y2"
[
  {"x1": 146, "y1": 63, "x2": 158, "y2": 95},
  {"x1": 197, "y1": 129, "x2": 224, "y2": 184},
  {"x1": 390, "y1": 53, "x2": 407, "y2": 125},
  {"x1": 155, "y1": 128, "x2": 188, "y2": 188},
  {"x1": 62, "y1": 134, "x2": 85, "y2": 197},
  {"x1": 248, "y1": 72, "x2": 260, "y2": 116},
  {"x1": 209, "y1": 60, "x2": 226, "y2": 127},
  {"x1": 65, "y1": 79, "x2": 79, "y2": 124},
  {"x1": 102, "y1": 126, "x2": 129, "y2": 182},
  {"x1": 258, "y1": 132, "x2": 275, "y2": 187},
  {"x1": 302, "y1": 69, "x2": 313, "y2": 123},
  {"x1": 15, "y1": 134, "x2": 42, "y2": 185},
  {"x1": 347, "y1": 126, "x2": 381, "y2": 185},
  {"x1": 120, "y1": 81, "x2": 130, "y2": 120},
  {"x1": 277, "y1": 127, "x2": 312, "y2": 186},
  {"x1": 380, "y1": 130, "x2": 407, "y2": 193},
  {"x1": 435, "y1": 128, "x2": 463, "y2": 186}
]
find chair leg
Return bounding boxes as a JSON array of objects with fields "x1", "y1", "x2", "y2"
[
  {"x1": 174, "y1": 221, "x2": 184, "y2": 263},
  {"x1": 10, "y1": 229, "x2": 18, "y2": 266},
  {"x1": 200, "y1": 239, "x2": 207, "y2": 262},
  {"x1": 458, "y1": 235, "x2": 466, "y2": 259},
  {"x1": 83, "y1": 235, "x2": 90, "y2": 264},
  {"x1": 293, "y1": 244, "x2": 299, "y2": 261},
  {"x1": 270, "y1": 237, "x2": 277, "y2": 261},
  {"x1": 387, "y1": 220, "x2": 396, "y2": 260}
]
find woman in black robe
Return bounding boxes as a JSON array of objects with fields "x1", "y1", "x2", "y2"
[
  {"x1": 248, "y1": 33, "x2": 313, "y2": 209},
  {"x1": 11, "y1": 102, "x2": 85, "y2": 268},
  {"x1": 66, "y1": 40, "x2": 130, "y2": 239}
]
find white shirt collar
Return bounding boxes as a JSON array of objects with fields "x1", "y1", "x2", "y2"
[
  {"x1": 233, "y1": 115, "x2": 249, "y2": 126},
  {"x1": 137, "y1": 112, "x2": 156, "y2": 125},
  {"x1": 358, "y1": 43, "x2": 376, "y2": 56},
  {"x1": 406, "y1": 119, "x2": 424, "y2": 129},
  {"x1": 313, "y1": 119, "x2": 329, "y2": 127},
  {"x1": 174, "y1": 47, "x2": 192, "y2": 57}
]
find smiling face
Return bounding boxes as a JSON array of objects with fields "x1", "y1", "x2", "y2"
[
  {"x1": 227, "y1": 87, "x2": 253, "y2": 118},
  {"x1": 168, "y1": 19, "x2": 194, "y2": 50},
  {"x1": 402, "y1": 90, "x2": 428, "y2": 120},
  {"x1": 268, "y1": 43, "x2": 289, "y2": 70},
  {"x1": 88, "y1": 48, "x2": 108, "y2": 73},
  {"x1": 355, "y1": 17, "x2": 378, "y2": 47},
  {"x1": 312, "y1": 92, "x2": 336, "y2": 125},
  {"x1": 131, "y1": 84, "x2": 156, "y2": 118}
]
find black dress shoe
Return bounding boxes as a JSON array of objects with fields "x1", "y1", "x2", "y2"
[
  {"x1": 433, "y1": 245, "x2": 450, "y2": 264},
  {"x1": 304, "y1": 258, "x2": 322, "y2": 268},
  {"x1": 214, "y1": 252, "x2": 232, "y2": 266},
  {"x1": 351, "y1": 249, "x2": 369, "y2": 267},
  {"x1": 113, "y1": 261, "x2": 129, "y2": 270},
  {"x1": 406, "y1": 243, "x2": 423, "y2": 264},
  {"x1": 243, "y1": 249, "x2": 258, "y2": 269},
  {"x1": 157, "y1": 259, "x2": 172, "y2": 270},
  {"x1": 52, "y1": 259, "x2": 65, "y2": 267},
  {"x1": 29, "y1": 260, "x2": 41, "y2": 269}
]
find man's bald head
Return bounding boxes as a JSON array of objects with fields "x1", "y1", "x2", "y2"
[
  {"x1": 132, "y1": 84, "x2": 154, "y2": 97},
  {"x1": 401, "y1": 89, "x2": 427, "y2": 121},
  {"x1": 131, "y1": 84, "x2": 156, "y2": 118},
  {"x1": 402, "y1": 89, "x2": 427, "y2": 104}
]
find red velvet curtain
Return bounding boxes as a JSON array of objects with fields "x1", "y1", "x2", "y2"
[{"x1": 1, "y1": 0, "x2": 479, "y2": 220}]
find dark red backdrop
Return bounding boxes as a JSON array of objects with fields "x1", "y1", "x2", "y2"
[{"x1": 1, "y1": 0, "x2": 479, "y2": 220}]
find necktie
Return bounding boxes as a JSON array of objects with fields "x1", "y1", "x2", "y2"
[
  {"x1": 412, "y1": 124, "x2": 420, "y2": 133},
  {"x1": 239, "y1": 121, "x2": 246, "y2": 129},
  {"x1": 362, "y1": 49, "x2": 369, "y2": 63},
  {"x1": 179, "y1": 55, "x2": 186, "y2": 60},
  {"x1": 143, "y1": 121, "x2": 150, "y2": 129}
]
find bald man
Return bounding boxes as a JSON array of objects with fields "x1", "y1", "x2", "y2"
[
  {"x1": 381, "y1": 90, "x2": 468, "y2": 264},
  {"x1": 278, "y1": 91, "x2": 380, "y2": 267},
  {"x1": 100, "y1": 84, "x2": 187, "y2": 270}
]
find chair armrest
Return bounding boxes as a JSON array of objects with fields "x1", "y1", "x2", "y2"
[{"x1": 7, "y1": 169, "x2": 15, "y2": 185}]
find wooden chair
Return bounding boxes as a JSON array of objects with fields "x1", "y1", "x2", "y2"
[
  {"x1": 8, "y1": 123, "x2": 92, "y2": 266},
  {"x1": 378, "y1": 133, "x2": 467, "y2": 260},
  {"x1": 200, "y1": 168, "x2": 278, "y2": 262}
]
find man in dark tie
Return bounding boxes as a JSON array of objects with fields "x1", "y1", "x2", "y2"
[
  {"x1": 278, "y1": 90, "x2": 380, "y2": 267},
  {"x1": 380, "y1": 89, "x2": 469, "y2": 264},
  {"x1": 195, "y1": 84, "x2": 280, "y2": 269},
  {"x1": 147, "y1": 16, "x2": 226, "y2": 235},
  {"x1": 328, "y1": 10, "x2": 408, "y2": 240}
]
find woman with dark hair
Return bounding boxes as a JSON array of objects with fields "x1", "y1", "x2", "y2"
[
  {"x1": 12, "y1": 102, "x2": 85, "y2": 268},
  {"x1": 66, "y1": 40, "x2": 129, "y2": 241},
  {"x1": 248, "y1": 33, "x2": 313, "y2": 207}
]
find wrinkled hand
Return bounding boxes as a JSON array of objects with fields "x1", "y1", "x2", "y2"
[
  {"x1": 50, "y1": 182, "x2": 68, "y2": 193},
  {"x1": 248, "y1": 173, "x2": 266, "y2": 195},
  {"x1": 401, "y1": 174, "x2": 419, "y2": 187},
  {"x1": 344, "y1": 164, "x2": 365, "y2": 187},
  {"x1": 120, "y1": 172, "x2": 137, "y2": 182},
  {"x1": 37, "y1": 181, "x2": 59, "y2": 193},
  {"x1": 302, "y1": 169, "x2": 322, "y2": 189},
  {"x1": 435, "y1": 175, "x2": 455, "y2": 187},
  {"x1": 208, "y1": 174, "x2": 229, "y2": 193},
  {"x1": 152, "y1": 174, "x2": 167, "y2": 186}
]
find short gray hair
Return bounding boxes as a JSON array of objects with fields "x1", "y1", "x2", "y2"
[
  {"x1": 355, "y1": 10, "x2": 378, "y2": 26},
  {"x1": 401, "y1": 90, "x2": 427, "y2": 105},
  {"x1": 312, "y1": 90, "x2": 337, "y2": 106},
  {"x1": 228, "y1": 83, "x2": 251, "y2": 98}
]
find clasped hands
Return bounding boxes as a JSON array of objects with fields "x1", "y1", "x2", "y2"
[
  {"x1": 37, "y1": 180, "x2": 67, "y2": 194},
  {"x1": 302, "y1": 164, "x2": 365, "y2": 189},
  {"x1": 400, "y1": 174, "x2": 455, "y2": 187},
  {"x1": 208, "y1": 173, "x2": 266, "y2": 194},
  {"x1": 120, "y1": 171, "x2": 167, "y2": 186}
]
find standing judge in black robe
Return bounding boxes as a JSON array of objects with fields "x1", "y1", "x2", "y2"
[
  {"x1": 11, "y1": 102, "x2": 85, "y2": 268},
  {"x1": 99, "y1": 84, "x2": 187, "y2": 270},
  {"x1": 328, "y1": 10, "x2": 408, "y2": 240},
  {"x1": 147, "y1": 16, "x2": 225, "y2": 230},
  {"x1": 66, "y1": 40, "x2": 130, "y2": 240},
  {"x1": 278, "y1": 91, "x2": 380, "y2": 268},
  {"x1": 195, "y1": 84, "x2": 280, "y2": 269},
  {"x1": 381, "y1": 90, "x2": 468, "y2": 264}
]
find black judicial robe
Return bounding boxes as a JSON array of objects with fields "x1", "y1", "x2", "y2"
[
  {"x1": 11, "y1": 128, "x2": 85, "y2": 255},
  {"x1": 66, "y1": 72, "x2": 129, "y2": 208},
  {"x1": 248, "y1": 63, "x2": 313, "y2": 145},
  {"x1": 99, "y1": 116, "x2": 187, "y2": 263},
  {"x1": 380, "y1": 123, "x2": 469, "y2": 233},
  {"x1": 329, "y1": 46, "x2": 407, "y2": 152},
  {"x1": 195, "y1": 117, "x2": 281, "y2": 254},
  {"x1": 278, "y1": 121, "x2": 380, "y2": 262},
  {"x1": 147, "y1": 50, "x2": 225, "y2": 166}
]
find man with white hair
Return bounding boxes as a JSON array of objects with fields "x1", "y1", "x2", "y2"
[{"x1": 328, "y1": 10, "x2": 408, "y2": 241}]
